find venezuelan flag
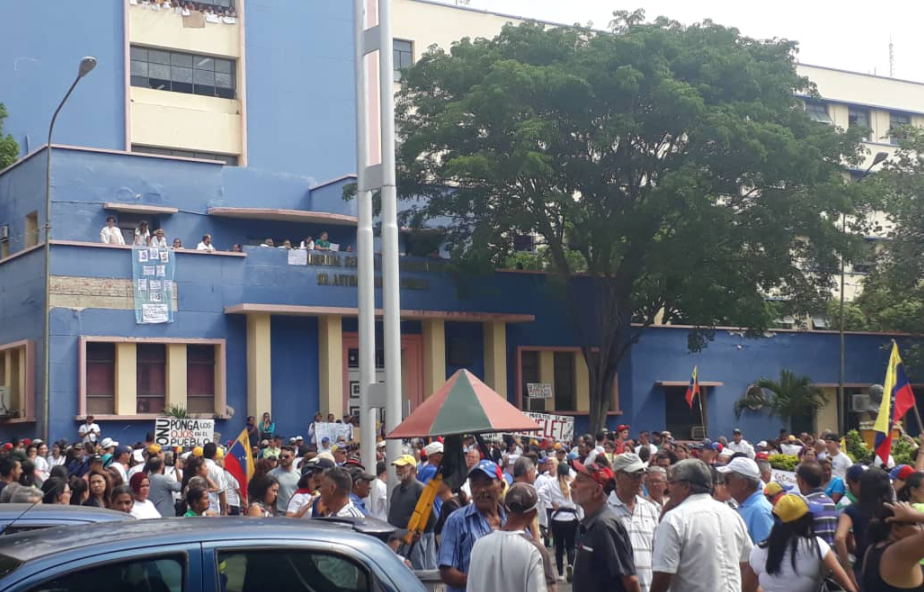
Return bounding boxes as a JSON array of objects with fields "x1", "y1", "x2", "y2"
[
  {"x1": 225, "y1": 428, "x2": 255, "y2": 503},
  {"x1": 874, "y1": 342, "x2": 917, "y2": 464},
  {"x1": 685, "y1": 366, "x2": 700, "y2": 409}
]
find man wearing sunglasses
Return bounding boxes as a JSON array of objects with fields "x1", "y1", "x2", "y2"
[
  {"x1": 269, "y1": 445, "x2": 301, "y2": 514},
  {"x1": 608, "y1": 453, "x2": 660, "y2": 592}
]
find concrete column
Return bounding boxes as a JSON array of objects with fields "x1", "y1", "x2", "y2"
[
  {"x1": 575, "y1": 351, "x2": 590, "y2": 412},
  {"x1": 483, "y1": 321, "x2": 508, "y2": 398},
  {"x1": 114, "y1": 343, "x2": 137, "y2": 415},
  {"x1": 5, "y1": 349, "x2": 19, "y2": 414},
  {"x1": 318, "y1": 315, "x2": 343, "y2": 418},
  {"x1": 166, "y1": 344, "x2": 187, "y2": 411},
  {"x1": 539, "y1": 350, "x2": 555, "y2": 412},
  {"x1": 247, "y1": 313, "x2": 272, "y2": 420},
  {"x1": 422, "y1": 319, "x2": 446, "y2": 398}
]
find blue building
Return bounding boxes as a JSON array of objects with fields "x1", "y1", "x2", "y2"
[{"x1": 0, "y1": 1, "x2": 919, "y2": 446}]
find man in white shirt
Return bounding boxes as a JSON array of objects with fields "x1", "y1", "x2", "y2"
[
  {"x1": 779, "y1": 435, "x2": 804, "y2": 456},
  {"x1": 197, "y1": 234, "x2": 216, "y2": 252},
  {"x1": 78, "y1": 416, "x2": 101, "y2": 444},
  {"x1": 316, "y1": 466, "x2": 365, "y2": 518},
  {"x1": 726, "y1": 428, "x2": 756, "y2": 459},
  {"x1": 583, "y1": 431, "x2": 607, "y2": 466},
  {"x1": 150, "y1": 228, "x2": 168, "y2": 247},
  {"x1": 202, "y1": 443, "x2": 228, "y2": 515},
  {"x1": 650, "y1": 459, "x2": 756, "y2": 592},
  {"x1": 634, "y1": 431, "x2": 658, "y2": 458},
  {"x1": 608, "y1": 453, "x2": 660, "y2": 592},
  {"x1": 368, "y1": 461, "x2": 388, "y2": 521},
  {"x1": 111, "y1": 445, "x2": 131, "y2": 483},
  {"x1": 820, "y1": 434, "x2": 853, "y2": 479},
  {"x1": 100, "y1": 216, "x2": 125, "y2": 245}
]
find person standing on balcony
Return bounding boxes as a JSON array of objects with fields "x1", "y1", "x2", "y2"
[
  {"x1": 133, "y1": 220, "x2": 151, "y2": 246},
  {"x1": 315, "y1": 231, "x2": 331, "y2": 251},
  {"x1": 197, "y1": 234, "x2": 215, "y2": 252},
  {"x1": 151, "y1": 229, "x2": 168, "y2": 248},
  {"x1": 100, "y1": 216, "x2": 125, "y2": 245}
]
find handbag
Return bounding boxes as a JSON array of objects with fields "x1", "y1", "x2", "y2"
[{"x1": 813, "y1": 537, "x2": 845, "y2": 592}]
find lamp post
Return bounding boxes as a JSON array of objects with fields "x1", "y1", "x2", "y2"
[
  {"x1": 838, "y1": 150, "x2": 888, "y2": 438},
  {"x1": 42, "y1": 56, "x2": 97, "y2": 441}
]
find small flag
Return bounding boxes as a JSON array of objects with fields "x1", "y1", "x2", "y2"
[
  {"x1": 685, "y1": 366, "x2": 700, "y2": 409},
  {"x1": 225, "y1": 428, "x2": 255, "y2": 503},
  {"x1": 874, "y1": 342, "x2": 916, "y2": 464}
]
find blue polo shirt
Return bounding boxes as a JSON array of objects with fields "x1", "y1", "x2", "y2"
[
  {"x1": 738, "y1": 489, "x2": 774, "y2": 544},
  {"x1": 436, "y1": 502, "x2": 506, "y2": 592}
]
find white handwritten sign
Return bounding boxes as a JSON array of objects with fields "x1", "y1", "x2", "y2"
[
  {"x1": 526, "y1": 383, "x2": 553, "y2": 399},
  {"x1": 154, "y1": 417, "x2": 215, "y2": 448},
  {"x1": 770, "y1": 469, "x2": 798, "y2": 488},
  {"x1": 519, "y1": 412, "x2": 574, "y2": 442}
]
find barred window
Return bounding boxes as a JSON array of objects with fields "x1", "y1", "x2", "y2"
[{"x1": 131, "y1": 46, "x2": 235, "y2": 99}]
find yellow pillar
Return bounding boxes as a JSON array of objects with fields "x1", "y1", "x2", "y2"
[
  {"x1": 318, "y1": 315, "x2": 343, "y2": 418},
  {"x1": 575, "y1": 351, "x2": 590, "y2": 412},
  {"x1": 483, "y1": 321, "x2": 508, "y2": 398},
  {"x1": 114, "y1": 343, "x2": 137, "y2": 415},
  {"x1": 423, "y1": 319, "x2": 446, "y2": 398},
  {"x1": 539, "y1": 350, "x2": 555, "y2": 412},
  {"x1": 166, "y1": 344, "x2": 187, "y2": 411},
  {"x1": 247, "y1": 313, "x2": 272, "y2": 420}
]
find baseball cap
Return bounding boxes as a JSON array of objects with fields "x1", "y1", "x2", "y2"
[
  {"x1": 572, "y1": 460, "x2": 616, "y2": 488},
  {"x1": 764, "y1": 481, "x2": 793, "y2": 497},
  {"x1": 757, "y1": 441, "x2": 768, "y2": 449},
  {"x1": 215, "y1": 447, "x2": 224, "y2": 460},
  {"x1": 823, "y1": 433, "x2": 839, "y2": 442},
  {"x1": 847, "y1": 464, "x2": 868, "y2": 482},
  {"x1": 114, "y1": 445, "x2": 130, "y2": 457},
  {"x1": 504, "y1": 483, "x2": 539, "y2": 514},
  {"x1": 392, "y1": 454, "x2": 417, "y2": 468},
  {"x1": 302, "y1": 457, "x2": 336, "y2": 475},
  {"x1": 469, "y1": 459, "x2": 503, "y2": 481},
  {"x1": 100, "y1": 438, "x2": 117, "y2": 449},
  {"x1": 344, "y1": 456, "x2": 365, "y2": 470},
  {"x1": 611, "y1": 453, "x2": 645, "y2": 474},
  {"x1": 321, "y1": 436, "x2": 331, "y2": 443},
  {"x1": 616, "y1": 424, "x2": 630, "y2": 432},
  {"x1": 192, "y1": 446, "x2": 203, "y2": 457},
  {"x1": 717, "y1": 457, "x2": 761, "y2": 480},
  {"x1": 773, "y1": 494, "x2": 823, "y2": 523},
  {"x1": 755, "y1": 452, "x2": 769, "y2": 461},
  {"x1": 733, "y1": 428, "x2": 742, "y2": 434},
  {"x1": 260, "y1": 440, "x2": 268, "y2": 446},
  {"x1": 147, "y1": 444, "x2": 162, "y2": 454},
  {"x1": 424, "y1": 442, "x2": 444, "y2": 456},
  {"x1": 289, "y1": 437, "x2": 297, "y2": 444},
  {"x1": 88, "y1": 454, "x2": 103, "y2": 464},
  {"x1": 1, "y1": 443, "x2": 11, "y2": 451},
  {"x1": 315, "y1": 451, "x2": 335, "y2": 463},
  {"x1": 788, "y1": 435, "x2": 796, "y2": 441},
  {"x1": 352, "y1": 472, "x2": 376, "y2": 483},
  {"x1": 890, "y1": 465, "x2": 915, "y2": 481},
  {"x1": 131, "y1": 449, "x2": 145, "y2": 464},
  {"x1": 296, "y1": 435, "x2": 304, "y2": 441},
  {"x1": 32, "y1": 439, "x2": 43, "y2": 445}
]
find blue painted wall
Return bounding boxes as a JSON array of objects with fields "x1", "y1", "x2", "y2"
[
  {"x1": 0, "y1": 2, "x2": 126, "y2": 154},
  {"x1": 0, "y1": 152, "x2": 46, "y2": 256}
]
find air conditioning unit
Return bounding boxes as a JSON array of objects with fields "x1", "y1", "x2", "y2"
[
  {"x1": 691, "y1": 426, "x2": 707, "y2": 440},
  {"x1": 0, "y1": 225, "x2": 8, "y2": 241},
  {"x1": 851, "y1": 394, "x2": 871, "y2": 412},
  {"x1": 0, "y1": 387, "x2": 10, "y2": 418}
]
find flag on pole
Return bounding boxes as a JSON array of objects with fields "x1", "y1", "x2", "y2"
[
  {"x1": 225, "y1": 428, "x2": 255, "y2": 504},
  {"x1": 874, "y1": 342, "x2": 916, "y2": 464},
  {"x1": 685, "y1": 366, "x2": 700, "y2": 409}
]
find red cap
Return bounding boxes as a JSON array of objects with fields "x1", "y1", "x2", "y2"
[
  {"x1": 22, "y1": 438, "x2": 30, "y2": 446},
  {"x1": 2, "y1": 443, "x2": 11, "y2": 451},
  {"x1": 755, "y1": 452, "x2": 769, "y2": 461},
  {"x1": 893, "y1": 465, "x2": 915, "y2": 481},
  {"x1": 572, "y1": 460, "x2": 616, "y2": 488},
  {"x1": 616, "y1": 424, "x2": 630, "y2": 432}
]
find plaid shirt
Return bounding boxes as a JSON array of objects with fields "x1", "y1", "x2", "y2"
[
  {"x1": 437, "y1": 503, "x2": 507, "y2": 592},
  {"x1": 806, "y1": 488, "x2": 838, "y2": 545},
  {"x1": 608, "y1": 494, "x2": 660, "y2": 592}
]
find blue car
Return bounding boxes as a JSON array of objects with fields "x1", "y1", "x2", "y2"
[
  {"x1": 0, "y1": 504, "x2": 132, "y2": 535},
  {"x1": 0, "y1": 518, "x2": 427, "y2": 592}
]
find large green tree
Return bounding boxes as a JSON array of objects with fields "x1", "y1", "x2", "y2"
[
  {"x1": 395, "y1": 12, "x2": 867, "y2": 433},
  {"x1": 0, "y1": 104, "x2": 19, "y2": 170}
]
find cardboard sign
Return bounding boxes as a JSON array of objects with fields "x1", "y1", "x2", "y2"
[
  {"x1": 520, "y1": 412, "x2": 574, "y2": 442},
  {"x1": 526, "y1": 383, "x2": 553, "y2": 399},
  {"x1": 770, "y1": 469, "x2": 798, "y2": 488},
  {"x1": 154, "y1": 417, "x2": 215, "y2": 448},
  {"x1": 313, "y1": 422, "x2": 354, "y2": 444}
]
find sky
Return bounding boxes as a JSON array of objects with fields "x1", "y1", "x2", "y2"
[{"x1": 430, "y1": 0, "x2": 924, "y2": 83}]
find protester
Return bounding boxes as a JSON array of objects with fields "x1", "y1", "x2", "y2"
[
  {"x1": 100, "y1": 216, "x2": 125, "y2": 245},
  {"x1": 744, "y1": 493, "x2": 857, "y2": 592},
  {"x1": 727, "y1": 428, "x2": 756, "y2": 459},
  {"x1": 147, "y1": 457, "x2": 182, "y2": 518},
  {"x1": 40, "y1": 476, "x2": 71, "y2": 505},
  {"x1": 202, "y1": 443, "x2": 228, "y2": 516},
  {"x1": 268, "y1": 445, "x2": 299, "y2": 515},
  {"x1": 316, "y1": 466, "x2": 365, "y2": 518},
  {"x1": 651, "y1": 459, "x2": 754, "y2": 592},
  {"x1": 128, "y1": 473, "x2": 161, "y2": 519},
  {"x1": 643, "y1": 466, "x2": 668, "y2": 508},
  {"x1": 259, "y1": 412, "x2": 276, "y2": 440},
  {"x1": 84, "y1": 470, "x2": 111, "y2": 508},
  {"x1": 861, "y1": 501, "x2": 924, "y2": 591},
  {"x1": 820, "y1": 434, "x2": 853, "y2": 479},
  {"x1": 110, "y1": 484, "x2": 134, "y2": 513},
  {"x1": 69, "y1": 476, "x2": 88, "y2": 505},
  {"x1": 836, "y1": 466, "x2": 893, "y2": 587},
  {"x1": 246, "y1": 474, "x2": 279, "y2": 517},
  {"x1": 466, "y1": 483, "x2": 552, "y2": 592},
  {"x1": 389, "y1": 454, "x2": 437, "y2": 570},
  {"x1": 78, "y1": 416, "x2": 101, "y2": 444},
  {"x1": 718, "y1": 457, "x2": 774, "y2": 544},
  {"x1": 184, "y1": 486, "x2": 210, "y2": 517},
  {"x1": 794, "y1": 460, "x2": 838, "y2": 545},
  {"x1": 606, "y1": 453, "x2": 659, "y2": 592},
  {"x1": 368, "y1": 460, "x2": 388, "y2": 521},
  {"x1": 538, "y1": 460, "x2": 580, "y2": 580}
]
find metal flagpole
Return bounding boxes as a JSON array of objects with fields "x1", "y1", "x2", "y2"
[
  {"x1": 353, "y1": 0, "x2": 377, "y2": 475},
  {"x1": 377, "y1": 0, "x2": 404, "y2": 495}
]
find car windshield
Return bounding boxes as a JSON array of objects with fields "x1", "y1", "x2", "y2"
[{"x1": 0, "y1": 554, "x2": 22, "y2": 579}]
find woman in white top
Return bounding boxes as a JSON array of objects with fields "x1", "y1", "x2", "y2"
[
  {"x1": 129, "y1": 473, "x2": 162, "y2": 520},
  {"x1": 150, "y1": 229, "x2": 168, "y2": 247},
  {"x1": 133, "y1": 220, "x2": 151, "y2": 246},
  {"x1": 745, "y1": 494, "x2": 856, "y2": 592},
  {"x1": 539, "y1": 462, "x2": 582, "y2": 579},
  {"x1": 28, "y1": 443, "x2": 50, "y2": 482},
  {"x1": 49, "y1": 442, "x2": 66, "y2": 466},
  {"x1": 100, "y1": 216, "x2": 125, "y2": 245}
]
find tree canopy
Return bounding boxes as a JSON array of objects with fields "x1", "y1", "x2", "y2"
[
  {"x1": 395, "y1": 13, "x2": 867, "y2": 432},
  {"x1": 0, "y1": 104, "x2": 19, "y2": 170}
]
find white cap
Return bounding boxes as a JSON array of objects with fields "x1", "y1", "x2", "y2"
[
  {"x1": 132, "y1": 449, "x2": 145, "y2": 464},
  {"x1": 424, "y1": 442, "x2": 444, "y2": 456},
  {"x1": 757, "y1": 440, "x2": 768, "y2": 448},
  {"x1": 717, "y1": 457, "x2": 761, "y2": 480},
  {"x1": 100, "y1": 437, "x2": 118, "y2": 449},
  {"x1": 377, "y1": 441, "x2": 387, "y2": 449},
  {"x1": 611, "y1": 453, "x2": 646, "y2": 473},
  {"x1": 719, "y1": 447, "x2": 735, "y2": 457}
]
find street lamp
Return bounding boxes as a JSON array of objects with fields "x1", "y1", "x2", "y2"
[
  {"x1": 837, "y1": 150, "x2": 888, "y2": 438},
  {"x1": 42, "y1": 56, "x2": 97, "y2": 441}
]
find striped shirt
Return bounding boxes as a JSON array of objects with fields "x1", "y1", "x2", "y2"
[
  {"x1": 608, "y1": 493, "x2": 660, "y2": 592},
  {"x1": 805, "y1": 489, "x2": 838, "y2": 545}
]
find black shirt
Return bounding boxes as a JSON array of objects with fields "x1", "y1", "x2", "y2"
[
  {"x1": 573, "y1": 504, "x2": 636, "y2": 592},
  {"x1": 387, "y1": 478, "x2": 435, "y2": 536}
]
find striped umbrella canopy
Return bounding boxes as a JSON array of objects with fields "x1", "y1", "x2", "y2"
[{"x1": 387, "y1": 369, "x2": 541, "y2": 438}]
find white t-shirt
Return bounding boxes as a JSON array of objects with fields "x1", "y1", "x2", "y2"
[
  {"x1": 100, "y1": 226, "x2": 125, "y2": 245},
  {"x1": 652, "y1": 493, "x2": 753, "y2": 592},
  {"x1": 224, "y1": 470, "x2": 240, "y2": 507},
  {"x1": 151, "y1": 236, "x2": 168, "y2": 248},
  {"x1": 286, "y1": 491, "x2": 316, "y2": 518},
  {"x1": 79, "y1": 423, "x2": 100, "y2": 443},
  {"x1": 33, "y1": 456, "x2": 50, "y2": 481},
  {"x1": 112, "y1": 462, "x2": 128, "y2": 484},
  {"x1": 204, "y1": 459, "x2": 227, "y2": 513},
  {"x1": 780, "y1": 443, "x2": 803, "y2": 456},
  {"x1": 466, "y1": 530, "x2": 548, "y2": 592},
  {"x1": 331, "y1": 500, "x2": 365, "y2": 519},
  {"x1": 749, "y1": 537, "x2": 830, "y2": 592},
  {"x1": 197, "y1": 242, "x2": 215, "y2": 252},
  {"x1": 826, "y1": 452, "x2": 853, "y2": 479},
  {"x1": 131, "y1": 499, "x2": 162, "y2": 520},
  {"x1": 726, "y1": 440, "x2": 756, "y2": 459},
  {"x1": 369, "y1": 478, "x2": 388, "y2": 522}
]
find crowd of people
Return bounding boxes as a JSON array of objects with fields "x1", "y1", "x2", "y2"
[
  {"x1": 2, "y1": 418, "x2": 924, "y2": 592},
  {"x1": 130, "y1": 0, "x2": 238, "y2": 23}
]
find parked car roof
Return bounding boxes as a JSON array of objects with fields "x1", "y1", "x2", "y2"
[{"x1": 0, "y1": 504, "x2": 131, "y2": 534}]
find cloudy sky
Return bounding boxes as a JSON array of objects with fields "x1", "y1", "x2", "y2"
[{"x1": 429, "y1": 0, "x2": 924, "y2": 83}]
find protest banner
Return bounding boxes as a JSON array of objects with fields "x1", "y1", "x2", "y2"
[
  {"x1": 526, "y1": 383, "x2": 553, "y2": 399},
  {"x1": 313, "y1": 422, "x2": 354, "y2": 444},
  {"x1": 519, "y1": 412, "x2": 574, "y2": 442},
  {"x1": 154, "y1": 417, "x2": 215, "y2": 448},
  {"x1": 770, "y1": 469, "x2": 798, "y2": 488}
]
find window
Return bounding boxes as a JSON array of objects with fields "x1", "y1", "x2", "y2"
[
  {"x1": 553, "y1": 351, "x2": 575, "y2": 411},
  {"x1": 889, "y1": 112, "x2": 910, "y2": 145},
  {"x1": 217, "y1": 549, "x2": 370, "y2": 592},
  {"x1": 28, "y1": 555, "x2": 184, "y2": 592},
  {"x1": 804, "y1": 101, "x2": 832, "y2": 124},
  {"x1": 520, "y1": 351, "x2": 544, "y2": 412},
  {"x1": 86, "y1": 343, "x2": 116, "y2": 415},
  {"x1": 664, "y1": 386, "x2": 705, "y2": 439},
  {"x1": 137, "y1": 344, "x2": 166, "y2": 414},
  {"x1": 848, "y1": 108, "x2": 870, "y2": 140},
  {"x1": 513, "y1": 234, "x2": 535, "y2": 252},
  {"x1": 131, "y1": 46, "x2": 236, "y2": 99},
  {"x1": 851, "y1": 239, "x2": 879, "y2": 275},
  {"x1": 133, "y1": 144, "x2": 238, "y2": 166},
  {"x1": 187, "y1": 345, "x2": 215, "y2": 414},
  {"x1": 393, "y1": 39, "x2": 413, "y2": 82},
  {"x1": 24, "y1": 212, "x2": 38, "y2": 248}
]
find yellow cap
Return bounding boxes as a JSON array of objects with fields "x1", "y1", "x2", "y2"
[
  {"x1": 773, "y1": 494, "x2": 814, "y2": 523},
  {"x1": 147, "y1": 444, "x2": 162, "y2": 454},
  {"x1": 192, "y1": 446, "x2": 203, "y2": 457},
  {"x1": 764, "y1": 482, "x2": 785, "y2": 497},
  {"x1": 215, "y1": 447, "x2": 224, "y2": 459},
  {"x1": 331, "y1": 445, "x2": 340, "y2": 453},
  {"x1": 391, "y1": 454, "x2": 417, "y2": 468}
]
